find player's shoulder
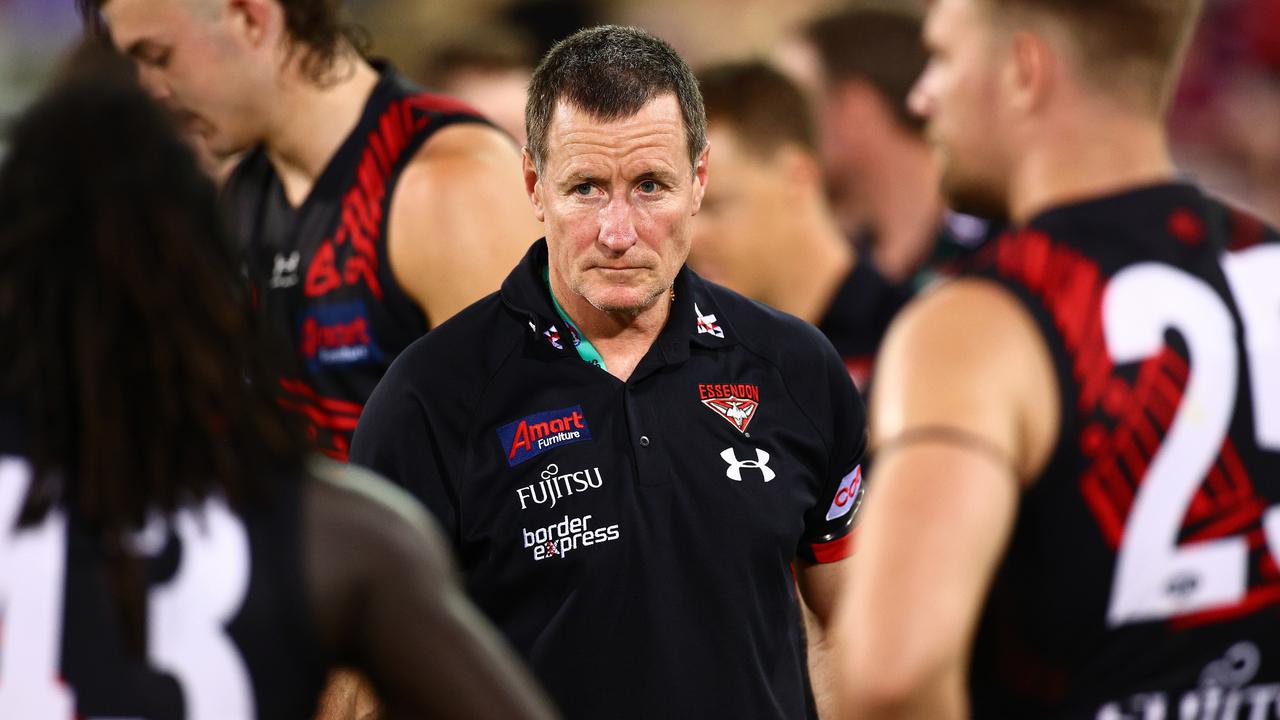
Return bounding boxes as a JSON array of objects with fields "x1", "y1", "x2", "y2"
[
  {"x1": 415, "y1": 121, "x2": 517, "y2": 163},
  {"x1": 1210, "y1": 194, "x2": 1280, "y2": 251},
  {"x1": 377, "y1": 289, "x2": 524, "y2": 401},
  {"x1": 887, "y1": 278, "x2": 1040, "y2": 361},
  {"x1": 304, "y1": 457, "x2": 439, "y2": 552},
  {"x1": 392, "y1": 121, "x2": 520, "y2": 211},
  {"x1": 696, "y1": 274, "x2": 845, "y2": 377},
  {"x1": 300, "y1": 457, "x2": 452, "y2": 646}
]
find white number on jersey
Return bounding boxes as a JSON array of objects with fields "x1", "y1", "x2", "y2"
[
  {"x1": 0, "y1": 457, "x2": 256, "y2": 719},
  {"x1": 1104, "y1": 246, "x2": 1280, "y2": 626}
]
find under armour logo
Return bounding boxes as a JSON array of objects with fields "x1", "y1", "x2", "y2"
[
  {"x1": 721, "y1": 447, "x2": 775, "y2": 482},
  {"x1": 270, "y1": 251, "x2": 301, "y2": 289}
]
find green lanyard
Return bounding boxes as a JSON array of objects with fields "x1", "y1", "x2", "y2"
[{"x1": 544, "y1": 267, "x2": 608, "y2": 372}]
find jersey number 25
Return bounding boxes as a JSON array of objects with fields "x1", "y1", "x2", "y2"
[{"x1": 1104, "y1": 245, "x2": 1280, "y2": 626}]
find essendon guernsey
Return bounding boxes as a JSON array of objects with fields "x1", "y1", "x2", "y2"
[
  {"x1": 223, "y1": 63, "x2": 489, "y2": 461},
  {"x1": 962, "y1": 183, "x2": 1280, "y2": 718}
]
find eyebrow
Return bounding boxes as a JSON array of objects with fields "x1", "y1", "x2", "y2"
[
  {"x1": 123, "y1": 39, "x2": 159, "y2": 60},
  {"x1": 633, "y1": 167, "x2": 681, "y2": 184},
  {"x1": 558, "y1": 166, "x2": 681, "y2": 186},
  {"x1": 559, "y1": 171, "x2": 601, "y2": 186}
]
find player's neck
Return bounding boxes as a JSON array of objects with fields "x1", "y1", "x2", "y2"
[
  {"x1": 263, "y1": 55, "x2": 381, "y2": 208},
  {"x1": 859, "y1": 133, "x2": 944, "y2": 284},
  {"x1": 766, "y1": 199, "x2": 854, "y2": 324},
  {"x1": 548, "y1": 268, "x2": 673, "y2": 382},
  {"x1": 1009, "y1": 111, "x2": 1176, "y2": 225}
]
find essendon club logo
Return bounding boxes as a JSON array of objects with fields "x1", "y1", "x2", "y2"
[
  {"x1": 698, "y1": 383, "x2": 760, "y2": 434},
  {"x1": 496, "y1": 405, "x2": 592, "y2": 466}
]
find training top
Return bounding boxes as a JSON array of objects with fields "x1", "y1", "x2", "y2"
[{"x1": 352, "y1": 239, "x2": 867, "y2": 719}]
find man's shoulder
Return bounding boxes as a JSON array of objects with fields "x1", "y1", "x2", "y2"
[
  {"x1": 382, "y1": 290, "x2": 524, "y2": 397},
  {"x1": 700, "y1": 279, "x2": 842, "y2": 372}
]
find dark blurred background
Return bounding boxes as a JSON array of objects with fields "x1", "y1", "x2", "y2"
[{"x1": 1, "y1": 0, "x2": 1276, "y2": 223}]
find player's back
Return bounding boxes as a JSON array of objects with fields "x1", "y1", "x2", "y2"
[
  {"x1": 0, "y1": 409, "x2": 328, "y2": 719},
  {"x1": 963, "y1": 183, "x2": 1280, "y2": 718}
]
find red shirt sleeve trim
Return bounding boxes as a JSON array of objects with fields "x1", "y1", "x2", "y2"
[{"x1": 810, "y1": 527, "x2": 857, "y2": 564}]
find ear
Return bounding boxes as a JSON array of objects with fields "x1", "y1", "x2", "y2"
[
  {"x1": 690, "y1": 142, "x2": 711, "y2": 216},
  {"x1": 227, "y1": 0, "x2": 277, "y2": 49},
  {"x1": 778, "y1": 143, "x2": 822, "y2": 198},
  {"x1": 1008, "y1": 30, "x2": 1055, "y2": 114},
  {"x1": 522, "y1": 147, "x2": 546, "y2": 222},
  {"x1": 831, "y1": 79, "x2": 883, "y2": 124}
]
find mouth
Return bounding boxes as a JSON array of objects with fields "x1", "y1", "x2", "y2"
[{"x1": 172, "y1": 109, "x2": 207, "y2": 136}]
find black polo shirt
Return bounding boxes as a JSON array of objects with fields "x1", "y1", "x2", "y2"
[{"x1": 351, "y1": 239, "x2": 867, "y2": 719}]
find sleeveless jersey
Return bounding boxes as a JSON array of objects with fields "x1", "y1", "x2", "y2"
[
  {"x1": 223, "y1": 63, "x2": 489, "y2": 461},
  {"x1": 0, "y1": 414, "x2": 329, "y2": 719},
  {"x1": 962, "y1": 183, "x2": 1280, "y2": 718}
]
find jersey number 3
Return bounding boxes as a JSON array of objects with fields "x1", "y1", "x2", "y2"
[
  {"x1": 0, "y1": 457, "x2": 255, "y2": 719},
  {"x1": 1104, "y1": 246, "x2": 1280, "y2": 626}
]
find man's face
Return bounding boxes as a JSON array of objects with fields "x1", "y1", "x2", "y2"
[
  {"x1": 526, "y1": 94, "x2": 708, "y2": 315},
  {"x1": 910, "y1": 0, "x2": 1012, "y2": 217},
  {"x1": 690, "y1": 124, "x2": 791, "y2": 297},
  {"x1": 102, "y1": 0, "x2": 268, "y2": 156}
]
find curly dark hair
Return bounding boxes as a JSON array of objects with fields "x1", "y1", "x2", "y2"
[
  {"x1": 77, "y1": 0, "x2": 368, "y2": 84},
  {"x1": 0, "y1": 43, "x2": 307, "y2": 651}
]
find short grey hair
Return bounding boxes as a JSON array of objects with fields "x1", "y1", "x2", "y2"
[{"x1": 525, "y1": 25, "x2": 707, "y2": 173}]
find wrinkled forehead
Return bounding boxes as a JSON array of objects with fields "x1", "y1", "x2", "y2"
[{"x1": 543, "y1": 94, "x2": 691, "y2": 171}]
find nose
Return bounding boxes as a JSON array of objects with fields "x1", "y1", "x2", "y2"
[
  {"x1": 597, "y1": 194, "x2": 639, "y2": 254},
  {"x1": 907, "y1": 67, "x2": 932, "y2": 120},
  {"x1": 136, "y1": 65, "x2": 172, "y2": 102}
]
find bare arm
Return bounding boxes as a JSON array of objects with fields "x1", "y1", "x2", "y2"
[
  {"x1": 305, "y1": 461, "x2": 558, "y2": 720},
  {"x1": 311, "y1": 671, "x2": 380, "y2": 720},
  {"x1": 386, "y1": 123, "x2": 543, "y2": 326},
  {"x1": 797, "y1": 558, "x2": 852, "y2": 719},
  {"x1": 833, "y1": 280, "x2": 1059, "y2": 719},
  {"x1": 311, "y1": 671, "x2": 360, "y2": 720}
]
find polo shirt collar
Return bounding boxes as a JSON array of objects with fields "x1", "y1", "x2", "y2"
[{"x1": 499, "y1": 239, "x2": 738, "y2": 366}]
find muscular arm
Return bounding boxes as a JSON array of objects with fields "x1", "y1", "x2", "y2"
[
  {"x1": 304, "y1": 461, "x2": 558, "y2": 720},
  {"x1": 797, "y1": 558, "x2": 852, "y2": 719},
  {"x1": 833, "y1": 280, "x2": 1059, "y2": 719},
  {"x1": 386, "y1": 123, "x2": 543, "y2": 326}
]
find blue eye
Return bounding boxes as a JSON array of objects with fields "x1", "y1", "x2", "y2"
[
  {"x1": 573, "y1": 183, "x2": 593, "y2": 196},
  {"x1": 639, "y1": 180, "x2": 659, "y2": 193}
]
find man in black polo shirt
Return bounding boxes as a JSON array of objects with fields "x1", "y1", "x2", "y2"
[{"x1": 352, "y1": 25, "x2": 866, "y2": 720}]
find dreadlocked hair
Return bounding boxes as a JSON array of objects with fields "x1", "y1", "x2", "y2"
[{"x1": 0, "y1": 44, "x2": 307, "y2": 654}]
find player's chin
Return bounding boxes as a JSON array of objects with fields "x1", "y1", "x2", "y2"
[{"x1": 941, "y1": 170, "x2": 1007, "y2": 220}]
